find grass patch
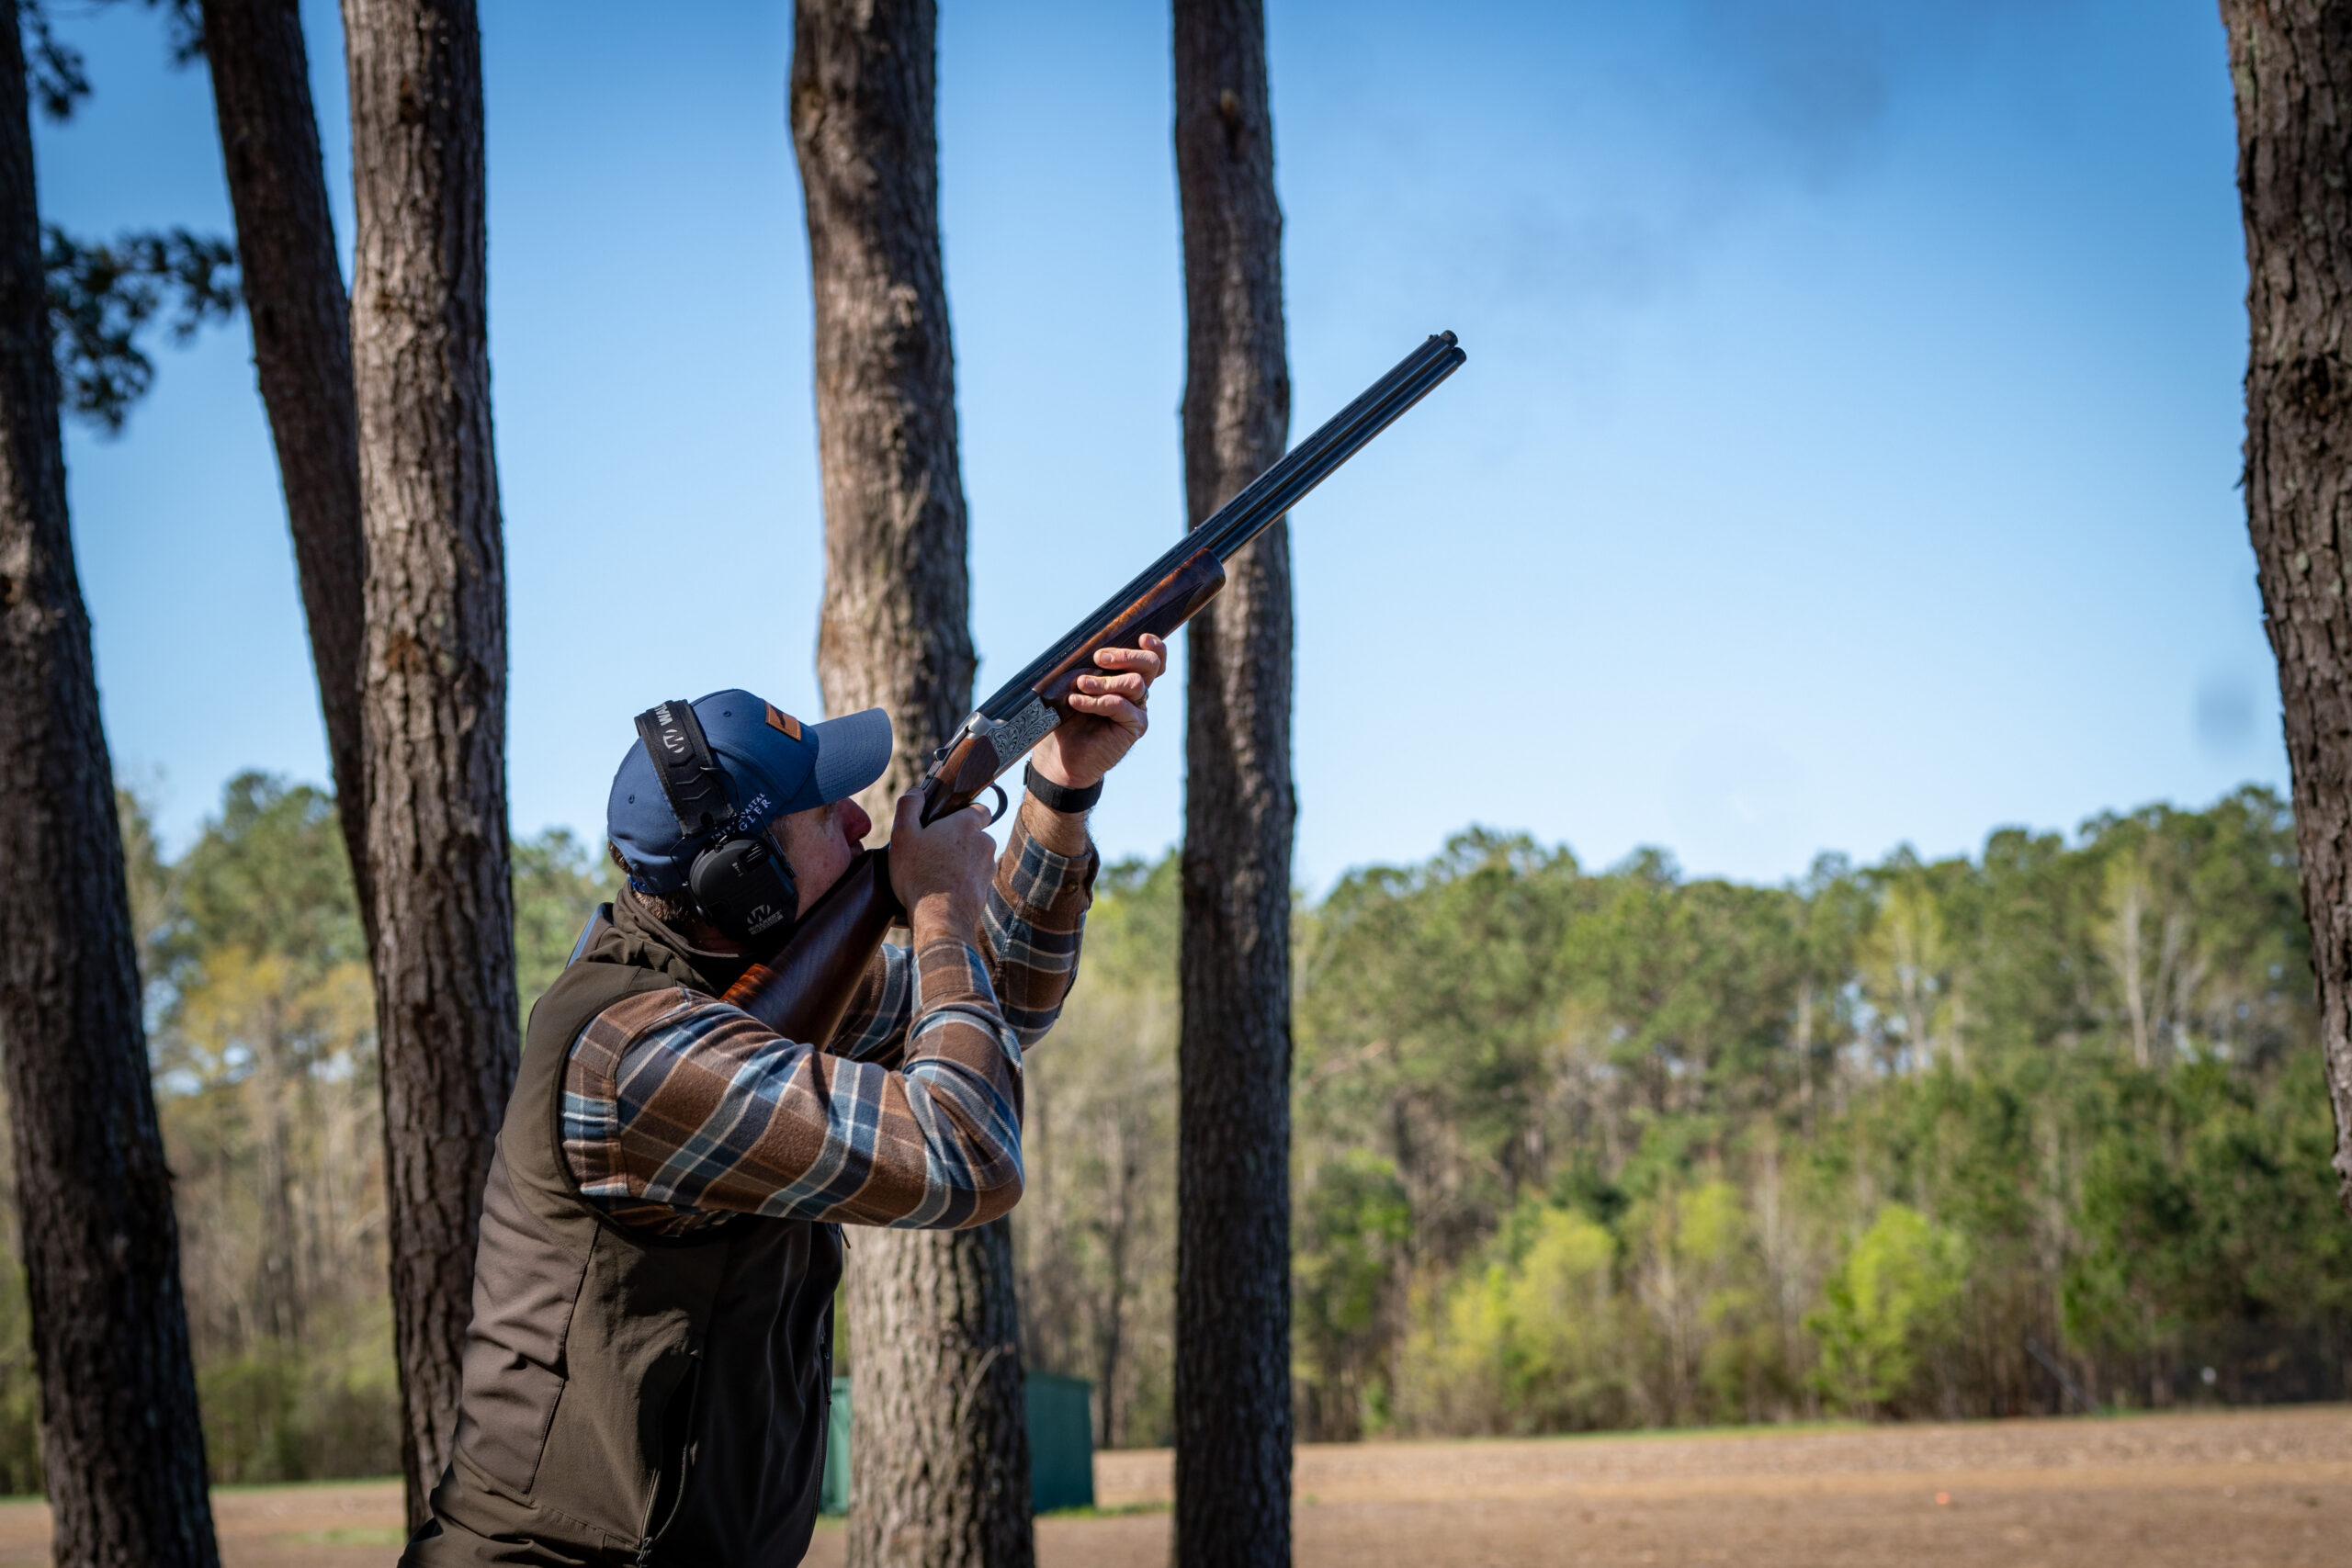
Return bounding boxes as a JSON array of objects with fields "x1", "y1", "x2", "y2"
[
  {"x1": 285, "y1": 1527, "x2": 406, "y2": 1547},
  {"x1": 215, "y1": 1474, "x2": 401, "y2": 1494},
  {"x1": 1037, "y1": 1501, "x2": 1170, "y2": 1520}
]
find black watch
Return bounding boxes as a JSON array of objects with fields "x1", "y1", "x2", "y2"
[{"x1": 1023, "y1": 761, "x2": 1102, "y2": 815}]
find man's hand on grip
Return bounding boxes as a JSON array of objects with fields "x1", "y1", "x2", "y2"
[
  {"x1": 1034, "y1": 633, "x2": 1167, "y2": 792},
  {"x1": 889, "y1": 789, "x2": 995, "y2": 944}
]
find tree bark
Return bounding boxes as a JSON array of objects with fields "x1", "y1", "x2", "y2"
[
  {"x1": 198, "y1": 0, "x2": 372, "y2": 934},
  {"x1": 341, "y1": 0, "x2": 517, "y2": 1520},
  {"x1": 790, "y1": 6, "x2": 1030, "y2": 1565},
  {"x1": 2221, "y1": 0, "x2": 2352, "y2": 1214},
  {"x1": 1172, "y1": 1, "x2": 1294, "y2": 1562},
  {"x1": 844, "y1": 1218, "x2": 1030, "y2": 1568},
  {"x1": 0, "y1": 4, "x2": 221, "y2": 1562},
  {"x1": 794, "y1": 0, "x2": 976, "y2": 824},
  {"x1": 1092, "y1": 1106, "x2": 1147, "y2": 1450}
]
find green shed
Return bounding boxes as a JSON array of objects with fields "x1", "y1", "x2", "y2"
[
  {"x1": 820, "y1": 1372, "x2": 1095, "y2": 1516},
  {"x1": 1022, "y1": 1372, "x2": 1095, "y2": 1512},
  {"x1": 821, "y1": 1376, "x2": 853, "y2": 1516}
]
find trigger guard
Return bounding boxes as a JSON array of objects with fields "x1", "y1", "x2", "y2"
[{"x1": 981, "y1": 781, "x2": 1010, "y2": 824}]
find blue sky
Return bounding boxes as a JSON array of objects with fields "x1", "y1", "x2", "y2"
[{"x1": 37, "y1": 0, "x2": 2278, "y2": 888}]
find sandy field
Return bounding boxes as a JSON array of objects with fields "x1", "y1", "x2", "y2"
[{"x1": 0, "y1": 1405, "x2": 2342, "y2": 1566}]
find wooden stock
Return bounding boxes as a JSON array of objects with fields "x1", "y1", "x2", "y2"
[
  {"x1": 721, "y1": 848, "x2": 900, "y2": 1043},
  {"x1": 722, "y1": 548, "x2": 1229, "y2": 1044}
]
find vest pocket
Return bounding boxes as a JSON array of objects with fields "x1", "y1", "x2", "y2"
[{"x1": 455, "y1": 1356, "x2": 566, "y2": 1496}]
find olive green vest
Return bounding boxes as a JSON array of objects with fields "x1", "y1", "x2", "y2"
[{"x1": 403, "y1": 893, "x2": 841, "y2": 1567}]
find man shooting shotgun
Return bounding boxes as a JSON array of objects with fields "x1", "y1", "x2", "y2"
[{"x1": 403, "y1": 332, "x2": 1464, "y2": 1567}]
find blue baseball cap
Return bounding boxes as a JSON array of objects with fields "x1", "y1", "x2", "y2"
[{"x1": 606, "y1": 689, "x2": 893, "y2": 895}]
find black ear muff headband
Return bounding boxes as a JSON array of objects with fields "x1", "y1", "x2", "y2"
[
  {"x1": 635, "y1": 698, "x2": 730, "y2": 840},
  {"x1": 633, "y1": 699, "x2": 799, "y2": 945}
]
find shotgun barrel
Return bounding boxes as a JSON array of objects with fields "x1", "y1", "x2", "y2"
[
  {"x1": 980, "y1": 330, "x2": 1464, "y2": 722},
  {"x1": 908, "y1": 330, "x2": 1467, "y2": 824},
  {"x1": 722, "y1": 331, "x2": 1465, "y2": 1042}
]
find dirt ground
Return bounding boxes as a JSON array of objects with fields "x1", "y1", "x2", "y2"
[{"x1": 0, "y1": 1405, "x2": 2341, "y2": 1566}]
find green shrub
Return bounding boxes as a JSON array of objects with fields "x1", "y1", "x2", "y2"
[{"x1": 1807, "y1": 1204, "x2": 1966, "y2": 1415}]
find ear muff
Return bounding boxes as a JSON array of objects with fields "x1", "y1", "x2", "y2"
[
  {"x1": 636, "y1": 697, "x2": 801, "y2": 945},
  {"x1": 689, "y1": 829, "x2": 799, "y2": 944}
]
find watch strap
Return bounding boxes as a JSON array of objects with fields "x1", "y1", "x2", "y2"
[{"x1": 1023, "y1": 761, "x2": 1102, "y2": 815}]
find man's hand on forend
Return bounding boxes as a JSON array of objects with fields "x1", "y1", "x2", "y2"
[{"x1": 1033, "y1": 632, "x2": 1167, "y2": 792}]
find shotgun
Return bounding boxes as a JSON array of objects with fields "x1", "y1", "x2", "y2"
[{"x1": 723, "y1": 330, "x2": 1467, "y2": 1043}]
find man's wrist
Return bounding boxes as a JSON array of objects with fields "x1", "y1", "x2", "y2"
[
  {"x1": 1023, "y1": 761, "x2": 1102, "y2": 816},
  {"x1": 909, "y1": 894, "x2": 983, "y2": 948},
  {"x1": 1016, "y1": 788, "x2": 1092, "y2": 857}
]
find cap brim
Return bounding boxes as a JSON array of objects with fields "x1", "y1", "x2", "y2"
[{"x1": 808, "y1": 707, "x2": 894, "y2": 806}]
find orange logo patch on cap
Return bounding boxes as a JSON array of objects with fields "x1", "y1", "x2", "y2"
[{"x1": 764, "y1": 703, "x2": 803, "y2": 741}]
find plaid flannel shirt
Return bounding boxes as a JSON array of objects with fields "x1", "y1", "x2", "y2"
[{"x1": 563, "y1": 811, "x2": 1096, "y2": 1236}]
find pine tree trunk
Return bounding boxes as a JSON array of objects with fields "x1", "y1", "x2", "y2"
[
  {"x1": 0, "y1": 5, "x2": 221, "y2": 1561},
  {"x1": 2221, "y1": 0, "x2": 2352, "y2": 1215},
  {"x1": 198, "y1": 0, "x2": 372, "y2": 932},
  {"x1": 1171, "y1": 1, "x2": 1294, "y2": 1562},
  {"x1": 793, "y1": 0, "x2": 977, "y2": 818},
  {"x1": 844, "y1": 1219, "x2": 1030, "y2": 1568},
  {"x1": 1092, "y1": 1116, "x2": 1136, "y2": 1450},
  {"x1": 341, "y1": 0, "x2": 517, "y2": 1519},
  {"x1": 790, "y1": 5, "x2": 1030, "y2": 1564}
]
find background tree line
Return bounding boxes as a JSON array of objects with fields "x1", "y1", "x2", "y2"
[
  {"x1": 1016, "y1": 784, "x2": 2352, "y2": 1446},
  {"x1": 1, "y1": 775, "x2": 2335, "y2": 1486}
]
